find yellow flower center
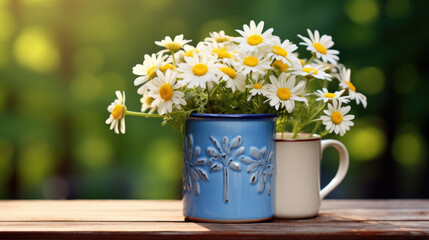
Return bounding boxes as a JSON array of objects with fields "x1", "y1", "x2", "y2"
[
  {"x1": 219, "y1": 66, "x2": 237, "y2": 79},
  {"x1": 346, "y1": 81, "x2": 356, "y2": 92},
  {"x1": 160, "y1": 83, "x2": 173, "y2": 101},
  {"x1": 253, "y1": 83, "x2": 263, "y2": 89},
  {"x1": 299, "y1": 59, "x2": 306, "y2": 66},
  {"x1": 165, "y1": 42, "x2": 182, "y2": 52},
  {"x1": 192, "y1": 63, "x2": 208, "y2": 76},
  {"x1": 243, "y1": 56, "x2": 258, "y2": 67},
  {"x1": 212, "y1": 48, "x2": 232, "y2": 59},
  {"x1": 313, "y1": 42, "x2": 327, "y2": 54},
  {"x1": 247, "y1": 35, "x2": 263, "y2": 45},
  {"x1": 324, "y1": 93, "x2": 336, "y2": 98},
  {"x1": 277, "y1": 87, "x2": 291, "y2": 100},
  {"x1": 331, "y1": 111, "x2": 343, "y2": 124},
  {"x1": 147, "y1": 66, "x2": 157, "y2": 80},
  {"x1": 112, "y1": 104, "x2": 124, "y2": 120},
  {"x1": 185, "y1": 49, "x2": 200, "y2": 57},
  {"x1": 159, "y1": 64, "x2": 175, "y2": 73},
  {"x1": 273, "y1": 60, "x2": 289, "y2": 72},
  {"x1": 303, "y1": 67, "x2": 318, "y2": 75},
  {"x1": 272, "y1": 46, "x2": 288, "y2": 57}
]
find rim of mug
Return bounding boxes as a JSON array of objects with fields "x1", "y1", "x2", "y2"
[
  {"x1": 189, "y1": 113, "x2": 278, "y2": 119},
  {"x1": 275, "y1": 132, "x2": 321, "y2": 142}
]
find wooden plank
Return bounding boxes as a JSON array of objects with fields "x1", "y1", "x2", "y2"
[
  {"x1": 320, "y1": 199, "x2": 429, "y2": 210},
  {"x1": 1, "y1": 200, "x2": 428, "y2": 222},
  {"x1": 0, "y1": 221, "x2": 428, "y2": 239},
  {"x1": 0, "y1": 200, "x2": 428, "y2": 239},
  {"x1": 0, "y1": 200, "x2": 184, "y2": 222}
]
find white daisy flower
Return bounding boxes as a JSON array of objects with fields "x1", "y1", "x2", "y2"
[
  {"x1": 294, "y1": 64, "x2": 331, "y2": 80},
  {"x1": 133, "y1": 53, "x2": 167, "y2": 88},
  {"x1": 337, "y1": 66, "x2": 367, "y2": 108},
  {"x1": 267, "y1": 39, "x2": 300, "y2": 67},
  {"x1": 158, "y1": 62, "x2": 176, "y2": 73},
  {"x1": 246, "y1": 77, "x2": 268, "y2": 100},
  {"x1": 204, "y1": 30, "x2": 232, "y2": 48},
  {"x1": 298, "y1": 29, "x2": 339, "y2": 65},
  {"x1": 140, "y1": 93, "x2": 156, "y2": 114},
  {"x1": 147, "y1": 69, "x2": 186, "y2": 115},
  {"x1": 105, "y1": 91, "x2": 127, "y2": 134},
  {"x1": 182, "y1": 42, "x2": 207, "y2": 58},
  {"x1": 203, "y1": 43, "x2": 236, "y2": 65},
  {"x1": 219, "y1": 66, "x2": 246, "y2": 92},
  {"x1": 272, "y1": 60, "x2": 291, "y2": 72},
  {"x1": 234, "y1": 20, "x2": 276, "y2": 53},
  {"x1": 314, "y1": 88, "x2": 350, "y2": 103},
  {"x1": 155, "y1": 34, "x2": 192, "y2": 53},
  {"x1": 236, "y1": 53, "x2": 271, "y2": 75},
  {"x1": 177, "y1": 52, "x2": 222, "y2": 89},
  {"x1": 320, "y1": 100, "x2": 355, "y2": 136},
  {"x1": 265, "y1": 72, "x2": 308, "y2": 112}
]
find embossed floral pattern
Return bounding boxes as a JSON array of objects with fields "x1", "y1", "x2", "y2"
[
  {"x1": 207, "y1": 135, "x2": 245, "y2": 202},
  {"x1": 240, "y1": 146, "x2": 274, "y2": 195},
  {"x1": 183, "y1": 135, "x2": 209, "y2": 195}
]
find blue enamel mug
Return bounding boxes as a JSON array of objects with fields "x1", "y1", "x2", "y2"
[{"x1": 182, "y1": 113, "x2": 277, "y2": 222}]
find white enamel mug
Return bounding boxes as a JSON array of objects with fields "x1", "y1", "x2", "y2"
[{"x1": 275, "y1": 133, "x2": 349, "y2": 219}]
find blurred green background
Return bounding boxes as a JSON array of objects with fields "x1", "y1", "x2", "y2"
[{"x1": 0, "y1": 0, "x2": 428, "y2": 199}]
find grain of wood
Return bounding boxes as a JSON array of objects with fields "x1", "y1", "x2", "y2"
[{"x1": 0, "y1": 200, "x2": 428, "y2": 239}]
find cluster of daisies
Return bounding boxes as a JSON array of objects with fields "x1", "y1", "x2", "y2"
[{"x1": 106, "y1": 20, "x2": 367, "y2": 137}]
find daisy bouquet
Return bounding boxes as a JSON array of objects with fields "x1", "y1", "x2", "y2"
[{"x1": 105, "y1": 20, "x2": 367, "y2": 138}]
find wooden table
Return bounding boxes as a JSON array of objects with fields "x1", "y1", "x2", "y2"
[{"x1": 0, "y1": 200, "x2": 428, "y2": 239}]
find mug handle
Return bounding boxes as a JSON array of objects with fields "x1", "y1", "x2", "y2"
[{"x1": 320, "y1": 139, "x2": 350, "y2": 200}]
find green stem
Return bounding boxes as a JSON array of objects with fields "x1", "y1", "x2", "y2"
[
  {"x1": 265, "y1": 69, "x2": 271, "y2": 82},
  {"x1": 320, "y1": 130, "x2": 329, "y2": 138},
  {"x1": 171, "y1": 51, "x2": 177, "y2": 67},
  {"x1": 206, "y1": 82, "x2": 210, "y2": 112},
  {"x1": 292, "y1": 103, "x2": 326, "y2": 138},
  {"x1": 126, "y1": 110, "x2": 164, "y2": 118},
  {"x1": 306, "y1": 53, "x2": 316, "y2": 65},
  {"x1": 210, "y1": 82, "x2": 221, "y2": 96},
  {"x1": 281, "y1": 113, "x2": 287, "y2": 139},
  {"x1": 309, "y1": 102, "x2": 326, "y2": 121},
  {"x1": 245, "y1": 74, "x2": 249, "y2": 99},
  {"x1": 310, "y1": 120, "x2": 321, "y2": 136}
]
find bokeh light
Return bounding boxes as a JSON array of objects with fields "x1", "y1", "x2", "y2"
[
  {"x1": 13, "y1": 26, "x2": 59, "y2": 73},
  {"x1": 343, "y1": 119, "x2": 387, "y2": 161},
  {"x1": 75, "y1": 134, "x2": 113, "y2": 170},
  {"x1": 18, "y1": 140, "x2": 55, "y2": 190},
  {"x1": 355, "y1": 67, "x2": 384, "y2": 95},
  {"x1": 392, "y1": 125, "x2": 426, "y2": 167},
  {"x1": 345, "y1": 0, "x2": 379, "y2": 25}
]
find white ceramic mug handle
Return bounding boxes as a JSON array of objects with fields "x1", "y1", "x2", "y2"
[{"x1": 320, "y1": 139, "x2": 349, "y2": 200}]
